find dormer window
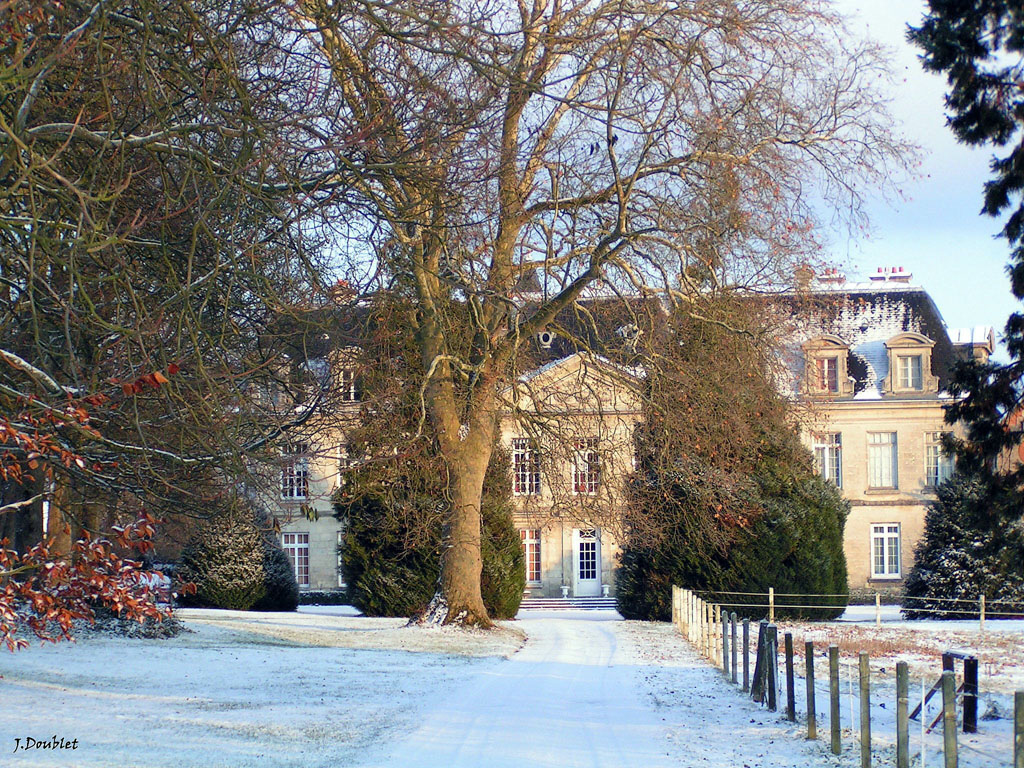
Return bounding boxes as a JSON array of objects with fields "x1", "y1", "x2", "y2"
[
  {"x1": 897, "y1": 355, "x2": 923, "y2": 390},
  {"x1": 802, "y1": 335, "x2": 852, "y2": 396},
  {"x1": 883, "y1": 333, "x2": 937, "y2": 394},
  {"x1": 340, "y1": 368, "x2": 360, "y2": 402},
  {"x1": 815, "y1": 357, "x2": 839, "y2": 393}
]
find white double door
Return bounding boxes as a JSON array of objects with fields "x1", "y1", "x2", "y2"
[{"x1": 572, "y1": 528, "x2": 601, "y2": 597}]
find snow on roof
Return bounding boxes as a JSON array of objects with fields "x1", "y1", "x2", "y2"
[
  {"x1": 950, "y1": 326, "x2": 994, "y2": 349},
  {"x1": 781, "y1": 283, "x2": 956, "y2": 399},
  {"x1": 517, "y1": 351, "x2": 645, "y2": 385}
]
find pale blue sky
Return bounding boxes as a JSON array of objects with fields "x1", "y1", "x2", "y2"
[{"x1": 833, "y1": 0, "x2": 1019, "y2": 358}]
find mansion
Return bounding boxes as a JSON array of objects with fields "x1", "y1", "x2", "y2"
[{"x1": 271, "y1": 268, "x2": 993, "y2": 600}]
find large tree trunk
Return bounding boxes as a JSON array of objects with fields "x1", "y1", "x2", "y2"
[{"x1": 433, "y1": 445, "x2": 494, "y2": 628}]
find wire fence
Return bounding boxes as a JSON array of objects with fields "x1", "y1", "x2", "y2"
[
  {"x1": 671, "y1": 585, "x2": 1024, "y2": 768},
  {"x1": 687, "y1": 587, "x2": 1024, "y2": 628}
]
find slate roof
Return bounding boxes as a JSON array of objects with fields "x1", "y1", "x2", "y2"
[{"x1": 779, "y1": 281, "x2": 958, "y2": 399}]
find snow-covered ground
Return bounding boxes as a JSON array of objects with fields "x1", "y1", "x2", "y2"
[{"x1": 0, "y1": 605, "x2": 1019, "y2": 767}]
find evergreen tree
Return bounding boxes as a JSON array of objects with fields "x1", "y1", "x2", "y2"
[
  {"x1": 910, "y1": 4, "x2": 1024, "y2": 481},
  {"x1": 252, "y1": 541, "x2": 301, "y2": 612},
  {"x1": 905, "y1": 4, "x2": 1024, "y2": 613},
  {"x1": 618, "y1": 301, "x2": 849, "y2": 621},
  {"x1": 334, "y1": 300, "x2": 524, "y2": 618},
  {"x1": 177, "y1": 500, "x2": 268, "y2": 611},
  {"x1": 904, "y1": 469, "x2": 1024, "y2": 618}
]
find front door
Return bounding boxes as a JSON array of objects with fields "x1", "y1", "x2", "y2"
[{"x1": 573, "y1": 528, "x2": 601, "y2": 597}]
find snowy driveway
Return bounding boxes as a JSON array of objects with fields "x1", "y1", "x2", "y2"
[
  {"x1": 359, "y1": 613, "x2": 672, "y2": 768},
  {"x1": 358, "y1": 612, "x2": 835, "y2": 768}
]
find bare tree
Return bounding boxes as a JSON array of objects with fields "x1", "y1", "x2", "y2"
[
  {"x1": 0, "y1": 0, "x2": 346, "y2": 643},
  {"x1": 294, "y1": 0, "x2": 914, "y2": 626}
]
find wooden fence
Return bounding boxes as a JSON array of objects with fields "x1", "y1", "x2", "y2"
[{"x1": 671, "y1": 585, "x2": 1024, "y2": 768}]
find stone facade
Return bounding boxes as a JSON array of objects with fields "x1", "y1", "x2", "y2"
[{"x1": 268, "y1": 271, "x2": 993, "y2": 599}]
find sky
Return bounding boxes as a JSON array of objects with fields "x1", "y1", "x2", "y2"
[{"x1": 830, "y1": 0, "x2": 1019, "y2": 359}]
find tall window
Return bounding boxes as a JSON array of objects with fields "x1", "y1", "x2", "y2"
[
  {"x1": 898, "y1": 355, "x2": 923, "y2": 390},
  {"x1": 337, "y1": 530, "x2": 346, "y2": 588},
  {"x1": 340, "y1": 368, "x2": 360, "y2": 402},
  {"x1": 925, "y1": 432, "x2": 954, "y2": 487},
  {"x1": 338, "y1": 443, "x2": 351, "y2": 488},
  {"x1": 512, "y1": 438, "x2": 540, "y2": 495},
  {"x1": 812, "y1": 432, "x2": 842, "y2": 488},
  {"x1": 282, "y1": 532, "x2": 310, "y2": 587},
  {"x1": 867, "y1": 432, "x2": 898, "y2": 489},
  {"x1": 815, "y1": 357, "x2": 839, "y2": 392},
  {"x1": 573, "y1": 438, "x2": 600, "y2": 494},
  {"x1": 871, "y1": 524, "x2": 901, "y2": 579},
  {"x1": 281, "y1": 443, "x2": 310, "y2": 499},
  {"x1": 520, "y1": 529, "x2": 541, "y2": 583}
]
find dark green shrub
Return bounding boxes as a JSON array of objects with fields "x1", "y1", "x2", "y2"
[
  {"x1": 479, "y1": 448, "x2": 526, "y2": 619},
  {"x1": 338, "y1": 447, "x2": 524, "y2": 618},
  {"x1": 252, "y1": 541, "x2": 300, "y2": 612},
  {"x1": 618, "y1": 461, "x2": 849, "y2": 622},
  {"x1": 903, "y1": 470, "x2": 1024, "y2": 619},
  {"x1": 176, "y1": 501, "x2": 267, "y2": 610}
]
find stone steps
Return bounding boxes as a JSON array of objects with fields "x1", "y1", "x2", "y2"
[{"x1": 519, "y1": 597, "x2": 619, "y2": 611}]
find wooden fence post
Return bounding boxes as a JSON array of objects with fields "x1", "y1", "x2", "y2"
[
  {"x1": 769, "y1": 586, "x2": 775, "y2": 623},
  {"x1": 716, "y1": 606, "x2": 724, "y2": 667},
  {"x1": 1015, "y1": 690, "x2": 1023, "y2": 768},
  {"x1": 722, "y1": 607, "x2": 730, "y2": 676},
  {"x1": 767, "y1": 624, "x2": 778, "y2": 712},
  {"x1": 785, "y1": 632, "x2": 796, "y2": 722},
  {"x1": 689, "y1": 592, "x2": 695, "y2": 642},
  {"x1": 963, "y1": 656, "x2": 978, "y2": 734},
  {"x1": 942, "y1": 670, "x2": 958, "y2": 768},
  {"x1": 979, "y1": 594, "x2": 985, "y2": 633},
  {"x1": 860, "y1": 652, "x2": 871, "y2": 768},
  {"x1": 805, "y1": 641, "x2": 816, "y2": 740},
  {"x1": 829, "y1": 645, "x2": 841, "y2": 755},
  {"x1": 875, "y1": 593, "x2": 881, "y2": 628},
  {"x1": 742, "y1": 618, "x2": 750, "y2": 692},
  {"x1": 896, "y1": 661, "x2": 909, "y2": 768},
  {"x1": 731, "y1": 613, "x2": 738, "y2": 685}
]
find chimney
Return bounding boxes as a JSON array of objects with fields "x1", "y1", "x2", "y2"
[
  {"x1": 794, "y1": 263, "x2": 814, "y2": 291},
  {"x1": 818, "y1": 267, "x2": 846, "y2": 285},
  {"x1": 868, "y1": 266, "x2": 912, "y2": 283}
]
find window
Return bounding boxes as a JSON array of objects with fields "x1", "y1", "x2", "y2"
[
  {"x1": 281, "y1": 443, "x2": 310, "y2": 499},
  {"x1": 871, "y1": 524, "x2": 901, "y2": 579},
  {"x1": 337, "y1": 530, "x2": 346, "y2": 588},
  {"x1": 512, "y1": 438, "x2": 540, "y2": 495},
  {"x1": 815, "y1": 357, "x2": 839, "y2": 392},
  {"x1": 340, "y1": 368, "x2": 360, "y2": 402},
  {"x1": 282, "y1": 532, "x2": 310, "y2": 587},
  {"x1": 520, "y1": 529, "x2": 541, "y2": 583},
  {"x1": 573, "y1": 438, "x2": 600, "y2": 494},
  {"x1": 925, "y1": 432, "x2": 954, "y2": 487},
  {"x1": 898, "y1": 355, "x2": 923, "y2": 390},
  {"x1": 338, "y1": 443, "x2": 351, "y2": 488},
  {"x1": 812, "y1": 432, "x2": 842, "y2": 488},
  {"x1": 867, "y1": 432, "x2": 898, "y2": 489}
]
